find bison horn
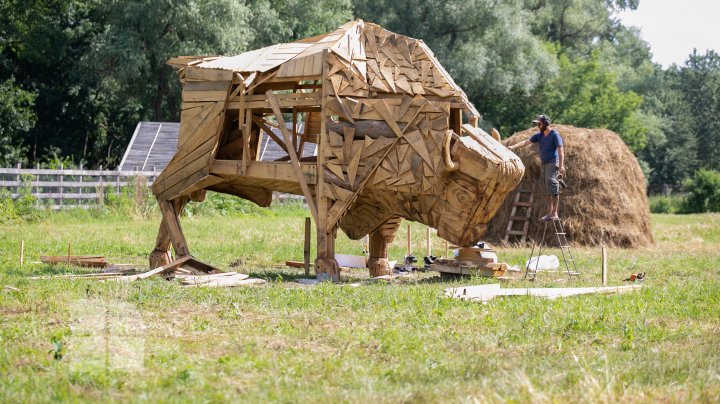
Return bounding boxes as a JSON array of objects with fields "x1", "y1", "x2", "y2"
[
  {"x1": 443, "y1": 130, "x2": 459, "y2": 172},
  {"x1": 490, "y1": 128, "x2": 501, "y2": 141}
]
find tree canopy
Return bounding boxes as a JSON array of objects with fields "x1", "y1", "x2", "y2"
[{"x1": 0, "y1": 0, "x2": 716, "y2": 191}]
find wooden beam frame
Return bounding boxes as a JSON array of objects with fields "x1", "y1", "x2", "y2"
[
  {"x1": 252, "y1": 116, "x2": 290, "y2": 155},
  {"x1": 266, "y1": 90, "x2": 319, "y2": 223}
]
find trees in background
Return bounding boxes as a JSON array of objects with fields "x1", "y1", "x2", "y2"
[{"x1": 0, "y1": 0, "x2": 717, "y2": 193}]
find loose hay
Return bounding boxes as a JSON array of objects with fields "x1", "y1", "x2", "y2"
[{"x1": 484, "y1": 125, "x2": 653, "y2": 248}]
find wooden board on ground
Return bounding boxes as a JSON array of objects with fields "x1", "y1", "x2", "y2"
[
  {"x1": 40, "y1": 255, "x2": 109, "y2": 268},
  {"x1": 445, "y1": 284, "x2": 643, "y2": 302}
]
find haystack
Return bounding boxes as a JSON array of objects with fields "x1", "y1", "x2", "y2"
[{"x1": 485, "y1": 125, "x2": 653, "y2": 248}]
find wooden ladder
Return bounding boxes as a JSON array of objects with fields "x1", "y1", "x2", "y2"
[{"x1": 503, "y1": 189, "x2": 534, "y2": 244}]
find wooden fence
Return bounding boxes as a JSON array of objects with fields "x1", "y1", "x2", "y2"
[
  {"x1": 0, "y1": 166, "x2": 159, "y2": 209},
  {"x1": 0, "y1": 165, "x2": 306, "y2": 210}
]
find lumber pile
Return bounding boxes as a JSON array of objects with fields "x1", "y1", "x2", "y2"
[
  {"x1": 32, "y1": 257, "x2": 266, "y2": 288},
  {"x1": 148, "y1": 19, "x2": 524, "y2": 281},
  {"x1": 429, "y1": 246, "x2": 508, "y2": 277}
]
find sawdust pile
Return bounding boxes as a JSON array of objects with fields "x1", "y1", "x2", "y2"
[{"x1": 484, "y1": 125, "x2": 654, "y2": 248}]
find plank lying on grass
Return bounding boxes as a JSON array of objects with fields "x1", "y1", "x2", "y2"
[
  {"x1": 177, "y1": 272, "x2": 246, "y2": 285},
  {"x1": 445, "y1": 284, "x2": 643, "y2": 302},
  {"x1": 184, "y1": 275, "x2": 265, "y2": 288},
  {"x1": 40, "y1": 255, "x2": 109, "y2": 268},
  {"x1": 114, "y1": 256, "x2": 193, "y2": 282}
]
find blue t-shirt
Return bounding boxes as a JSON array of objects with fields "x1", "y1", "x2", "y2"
[{"x1": 530, "y1": 129, "x2": 563, "y2": 164}]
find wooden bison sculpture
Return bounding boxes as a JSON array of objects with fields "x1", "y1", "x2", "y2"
[{"x1": 149, "y1": 20, "x2": 524, "y2": 280}]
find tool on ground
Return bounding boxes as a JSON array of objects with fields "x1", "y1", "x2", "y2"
[{"x1": 624, "y1": 272, "x2": 645, "y2": 282}]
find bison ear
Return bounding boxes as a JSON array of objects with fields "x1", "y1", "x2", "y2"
[{"x1": 490, "y1": 128, "x2": 501, "y2": 141}]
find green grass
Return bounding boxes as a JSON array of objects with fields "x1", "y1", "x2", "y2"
[{"x1": 1, "y1": 207, "x2": 719, "y2": 402}]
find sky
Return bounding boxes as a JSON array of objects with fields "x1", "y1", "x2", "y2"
[{"x1": 617, "y1": 0, "x2": 720, "y2": 67}]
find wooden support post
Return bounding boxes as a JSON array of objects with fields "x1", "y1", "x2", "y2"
[
  {"x1": 159, "y1": 199, "x2": 190, "y2": 258},
  {"x1": 20, "y1": 240, "x2": 24, "y2": 266},
  {"x1": 67, "y1": 242, "x2": 71, "y2": 264},
  {"x1": 78, "y1": 163, "x2": 83, "y2": 207},
  {"x1": 35, "y1": 164, "x2": 40, "y2": 207},
  {"x1": 304, "y1": 217, "x2": 311, "y2": 276},
  {"x1": 59, "y1": 164, "x2": 64, "y2": 208},
  {"x1": 15, "y1": 163, "x2": 20, "y2": 196},
  {"x1": 445, "y1": 239, "x2": 449, "y2": 258},
  {"x1": 150, "y1": 197, "x2": 189, "y2": 268},
  {"x1": 601, "y1": 247, "x2": 607, "y2": 286},
  {"x1": 313, "y1": 51, "x2": 339, "y2": 281}
]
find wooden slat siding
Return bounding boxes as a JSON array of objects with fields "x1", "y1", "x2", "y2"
[
  {"x1": 166, "y1": 174, "x2": 224, "y2": 201},
  {"x1": 179, "y1": 102, "x2": 218, "y2": 147},
  {"x1": 151, "y1": 135, "x2": 217, "y2": 194},
  {"x1": 153, "y1": 100, "x2": 226, "y2": 196},
  {"x1": 178, "y1": 100, "x2": 225, "y2": 153},
  {"x1": 152, "y1": 146, "x2": 215, "y2": 199},
  {"x1": 154, "y1": 77, "x2": 233, "y2": 201}
]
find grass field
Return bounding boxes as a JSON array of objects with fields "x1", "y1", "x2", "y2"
[{"x1": 1, "y1": 207, "x2": 719, "y2": 402}]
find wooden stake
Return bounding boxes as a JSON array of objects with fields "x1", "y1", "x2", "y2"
[
  {"x1": 20, "y1": 240, "x2": 24, "y2": 266},
  {"x1": 445, "y1": 239, "x2": 449, "y2": 258},
  {"x1": 67, "y1": 242, "x2": 71, "y2": 264},
  {"x1": 601, "y1": 247, "x2": 607, "y2": 286},
  {"x1": 406, "y1": 224, "x2": 411, "y2": 256},
  {"x1": 304, "y1": 217, "x2": 311, "y2": 276},
  {"x1": 426, "y1": 227, "x2": 431, "y2": 257}
]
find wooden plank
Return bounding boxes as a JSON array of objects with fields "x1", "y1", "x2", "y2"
[
  {"x1": 239, "y1": 89, "x2": 249, "y2": 174},
  {"x1": 170, "y1": 174, "x2": 224, "y2": 200},
  {"x1": 266, "y1": 91, "x2": 319, "y2": 223},
  {"x1": 346, "y1": 149, "x2": 361, "y2": 184},
  {"x1": 343, "y1": 126, "x2": 355, "y2": 163},
  {"x1": 184, "y1": 81, "x2": 231, "y2": 92},
  {"x1": 372, "y1": 101, "x2": 404, "y2": 137},
  {"x1": 252, "y1": 116, "x2": 289, "y2": 154},
  {"x1": 317, "y1": 51, "x2": 330, "y2": 264},
  {"x1": 326, "y1": 163, "x2": 345, "y2": 180},
  {"x1": 178, "y1": 101, "x2": 225, "y2": 155},
  {"x1": 157, "y1": 169, "x2": 210, "y2": 202},
  {"x1": 185, "y1": 67, "x2": 234, "y2": 81},
  {"x1": 153, "y1": 135, "x2": 217, "y2": 193},
  {"x1": 211, "y1": 160, "x2": 317, "y2": 184}
]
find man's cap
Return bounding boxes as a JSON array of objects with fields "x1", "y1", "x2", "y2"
[{"x1": 532, "y1": 114, "x2": 551, "y2": 125}]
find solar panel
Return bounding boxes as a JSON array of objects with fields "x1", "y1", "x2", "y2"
[
  {"x1": 118, "y1": 122, "x2": 179, "y2": 171},
  {"x1": 118, "y1": 121, "x2": 316, "y2": 171}
]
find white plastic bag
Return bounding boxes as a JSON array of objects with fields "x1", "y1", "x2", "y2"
[{"x1": 525, "y1": 255, "x2": 560, "y2": 271}]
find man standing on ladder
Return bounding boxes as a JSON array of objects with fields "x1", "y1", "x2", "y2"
[{"x1": 509, "y1": 114, "x2": 564, "y2": 221}]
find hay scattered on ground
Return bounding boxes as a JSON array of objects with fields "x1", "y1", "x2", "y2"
[{"x1": 484, "y1": 125, "x2": 654, "y2": 248}]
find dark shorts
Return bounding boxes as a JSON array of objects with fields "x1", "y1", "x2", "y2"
[{"x1": 542, "y1": 162, "x2": 560, "y2": 195}]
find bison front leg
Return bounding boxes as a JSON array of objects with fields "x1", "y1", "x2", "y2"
[
  {"x1": 149, "y1": 196, "x2": 190, "y2": 268},
  {"x1": 315, "y1": 224, "x2": 340, "y2": 282},
  {"x1": 367, "y1": 216, "x2": 403, "y2": 277}
]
